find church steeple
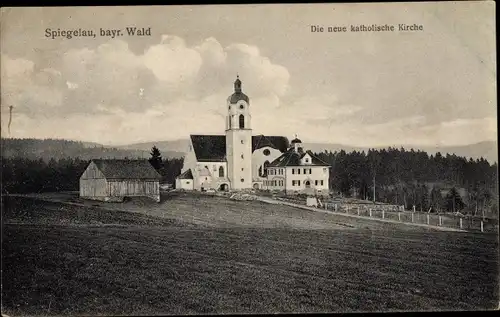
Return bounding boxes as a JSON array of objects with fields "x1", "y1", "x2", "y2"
[{"x1": 234, "y1": 74, "x2": 242, "y2": 93}]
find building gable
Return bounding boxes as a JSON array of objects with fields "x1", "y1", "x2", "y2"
[
  {"x1": 80, "y1": 161, "x2": 106, "y2": 180},
  {"x1": 252, "y1": 135, "x2": 289, "y2": 153}
]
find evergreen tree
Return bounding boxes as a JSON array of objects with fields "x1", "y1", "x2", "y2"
[
  {"x1": 148, "y1": 146, "x2": 163, "y2": 171},
  {"x1": 444, "y1": 187, "x2": 465, "y2": 213}
]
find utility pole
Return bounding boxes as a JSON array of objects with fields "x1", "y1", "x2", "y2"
[{"x1": 373, "y1": 172, "x2": 376, "y2": 203}]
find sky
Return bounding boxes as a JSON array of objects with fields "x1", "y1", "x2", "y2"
[{"x1": 0, "y1": 2, "x2": 496, "y2": 147}]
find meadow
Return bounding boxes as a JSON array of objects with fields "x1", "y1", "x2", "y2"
[{"x1": 2, "y1": 192, "x2": 498, "y2": 315}]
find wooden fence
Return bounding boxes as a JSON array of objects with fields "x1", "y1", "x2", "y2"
[{"x1": 322, "y1": 202, "x2": 497, "y2": 233}]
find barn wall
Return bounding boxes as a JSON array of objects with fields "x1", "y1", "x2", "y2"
[
  {"x1": 108, "y1": 180, "x2": 160, "y2": 197},
  {"x1": 80, "y1": 178, "x2": 108, "y2": 197}
]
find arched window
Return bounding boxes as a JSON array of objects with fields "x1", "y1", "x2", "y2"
[
  {"x1": 239, "y1": 114, "x2": 245, "y2": 129},
  {"x1": 219, "y1": 166, "x2": 224, "y2": 177},
  {"x1": 260, "y1": 160, "x2": 270, "y2": 177}
]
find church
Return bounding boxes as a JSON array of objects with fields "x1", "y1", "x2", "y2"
[{"x1": 175, "y1": 76, "x2": 331, "y2": 196}]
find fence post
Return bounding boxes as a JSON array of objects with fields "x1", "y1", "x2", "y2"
[
  {"x1": 357, "y1": 207, "x2": 360, "y2": 216},
  {"x1": 346, "y1": 206, "x2": 349, "y2": 214},
  {"x1": 382, "y1": 210, "x2": 385, "y2": 219},
  {"x1": 335, "y1": 204, "x2": 338, "y2": 212},
  {"x1": 325, "y1": 202, "x2": 327, "y2": 210},
  {"x1": 413, "y1": 205, "x2": 416, "y2": 213},
  {"x1": 439, "y1": 216, "x2": 442, "y2": 226},
  {"x1": 369, "y1": 208, "x2": 372, "y2": 217},
  {"x1": 427, "y1": 214, "x2": 430, "y2": 225},
  {"x1": 459, "y1": 218, "x2": 463, "y2": 229},
  {"x1": 411, "y1": 213, "x2": 414, "y2": 223},
  {"x1": 398, "y1": 212, "x2": 401, "y2": 221},
  {"x1": 481, "y1": 221, "x2": 484, "y2": 233}
]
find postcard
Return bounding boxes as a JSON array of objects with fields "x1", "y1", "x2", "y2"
[{"x1": 1, "y1": 2, "x2": 498, "y2": 315}]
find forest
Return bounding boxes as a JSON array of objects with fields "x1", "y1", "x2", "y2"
[
  {"x1": 315, "y1": 148, "x2": 498, "y2": 215},
  {"x1": 1, "y1": 145, "x2": 498, "y2": 215}
]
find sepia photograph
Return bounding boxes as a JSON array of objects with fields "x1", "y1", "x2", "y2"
[{"x1": 1, "y1": 2, "x2": 498, "y2": 315}]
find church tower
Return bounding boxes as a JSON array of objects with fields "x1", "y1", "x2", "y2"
[{"x1": 226, "y1": 75, "x2": 253, "y2": 190}]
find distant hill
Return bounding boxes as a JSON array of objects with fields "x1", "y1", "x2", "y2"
[
  {"x1": 117, "y1": 139, "x2": 498, "y2": 164},
  {"x1": 0, "y1": 138, "x2": 184, "y2": 161},
  {"x1": 113, "y1": 139, "x2": 190, "y2": 155},
  {"x1": 2, "y1": 137, "x2": 496, "y2": 164},
  {"x1": 303, "y1": 141, "x2": 498, "y2": 164}
]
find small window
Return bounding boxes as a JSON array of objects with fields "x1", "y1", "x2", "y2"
[
  {"x1": 241, "y1": 178, "x2": 244, "y2": 182},
  {"x1": 229, "y1": 106, "x2": 231, "y2": 110},
  {"x1": 298, "y1": 169, "x2": 301, "y2": 175},
  {"x1": 292, "y1": 169, "x2": 295, "y2": 175},
  {"x1": 309, "y1": 169, "x2": 312, "y2": 174},
  {"x1": 315, "y1": 180, "x2": 318, "y2": 186},
  {"x1": 303, "y1": 168, "x2": 306, "y2": 174},
  {"x1": 241, "y1": 140, "x2": 244, "y2": 144},
  {"x1": 240, "y1": 104, "x2": 244, "y2": 109},
  {"x1": 186, "y1": 181, "x2": 190, "y2": 184},
  {"x1": 241, "y1": 168, "x2": 244, "y2": 171},
  {"x1": 321, "y1": 180, "x2": 324, "y2": 186},
  {"x1": 241, "y1": 154, "x2": 244, "y2": 159},
  {"x1": 298, "y1": 180, "x2": 301, "y2": 186},
  {"x1": 263, "y1": 149, "x2": 270, "y2": 156}
]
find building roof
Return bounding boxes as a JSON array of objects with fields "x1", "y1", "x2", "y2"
[
  {"x1": 252, "y1": 135, "x2": 290, "y2": 152},
  {"x1": 177, "y1": 169, "x2": 194, "y2": 179},
  {"x1": 190, "y1": 134, "x2": 290, "y2": 162},
  {"x1": 91, "y1": 159, "x2": 162, "y2": 180},
  {"x1": 268, "y1": 150, "x2": 330, "y2": 167},
  {"x1": 228, "y1": 92, "x2": 250, "y2": 104},
  {"x1": 228, "y1": 75, "x2": 250, "y2": 104},
  {"x1": 191, "y1": 135, "x2": 227, "y2": 162}
]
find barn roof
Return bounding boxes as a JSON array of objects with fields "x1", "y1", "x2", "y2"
[
  {"x1": 190, "y1": 134, "x2": 289, "y2": 162},
  {"x1": 91, "y1": 159, "x2": 162, "y2": 180},
  {"x1": 268, "y1": 150, "x2": 330, "y2": 167}
]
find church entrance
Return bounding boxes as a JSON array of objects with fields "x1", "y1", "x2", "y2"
[
  {"x1": 219, "y1": 183, "x2": 229, "y2": 191},
  {"x1": 305, "y1": 181, "x2": 311, "y2": 188}
]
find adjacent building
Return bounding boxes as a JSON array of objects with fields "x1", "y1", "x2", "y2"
[
  {"x1": 175, "y1": 76, "x2": 331, "y2": 195},
  {"x1": 80, "y1": 159, "x2": 161, "y2": 202}
]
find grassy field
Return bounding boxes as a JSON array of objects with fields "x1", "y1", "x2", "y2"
[{"x1": 2, "y1": 193, "x2": 499, "y2": 315}]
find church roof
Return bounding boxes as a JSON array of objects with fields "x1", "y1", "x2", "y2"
[
  {"x1": 228, "y1": 92, "x2": 250, "y2": 104},
  {"x1": 252, "y1": 135, "x2": 289, "y2": 152},
  {"x1": 177, "y1": 169, "x2": 194, "y2": 179},
  {"x1": 190, "y1": 134, "x2": 290, "y2": 162},
  {"x1": 190, "y1": 135, "x2": 227, "y2": 162},
  {"x1": 268, "y1": 149, "x2": 330, "y2": 167},
  {"x1": 228, "y1": 75, "x2": 249, "y2": 104}
]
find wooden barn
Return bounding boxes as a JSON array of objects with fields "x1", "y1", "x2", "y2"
[{"x1": 80, "y1": 159, "x2": 162, "y2": 202}]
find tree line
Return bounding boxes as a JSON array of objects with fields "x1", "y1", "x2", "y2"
[
  {"x1": 1, "y1": 151, "x2": 184, "y2": 194},
  {"x1": 1, "y1": 145, "x2": 497, "y2": 215},
  {"x1": 313, "y1": 147, "x2": 498, "y2": 215}
]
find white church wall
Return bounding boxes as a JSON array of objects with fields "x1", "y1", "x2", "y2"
[
  {"x1": 181, "y1": 139, "x2": 198, "y2": 174},
  {"x1": 252, "y1": 146, "x2": 283, "y2": 180}
]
